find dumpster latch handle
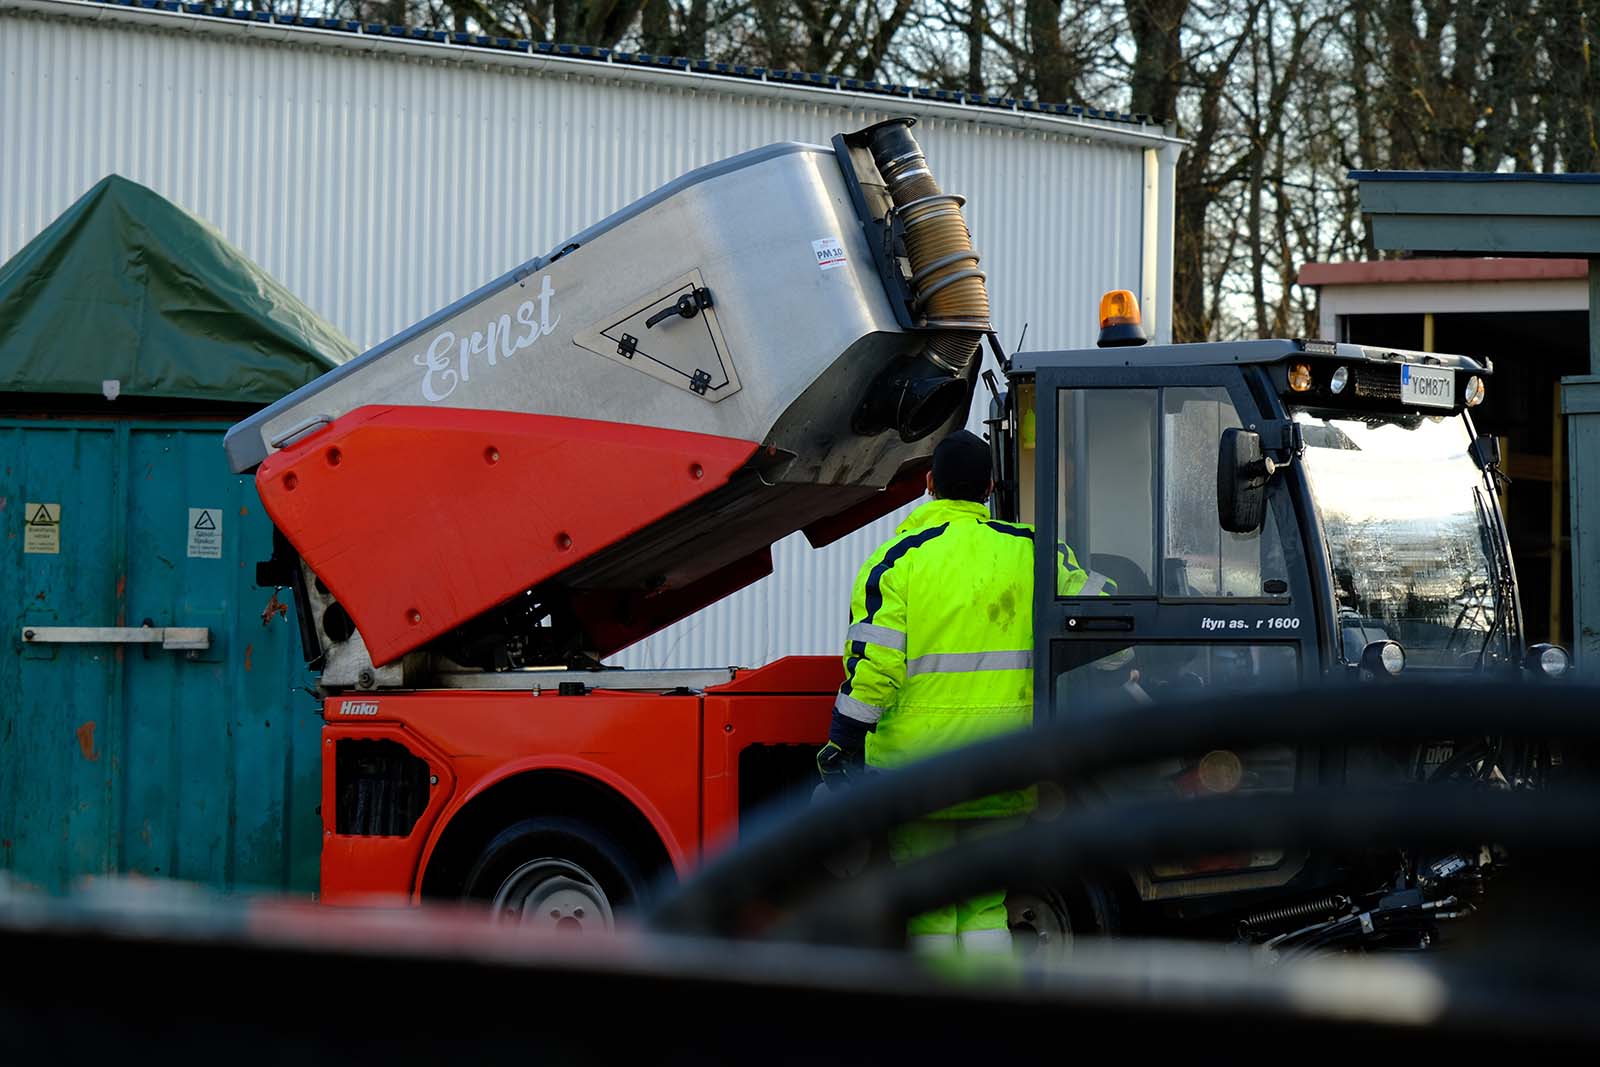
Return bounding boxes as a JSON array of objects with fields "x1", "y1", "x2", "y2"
[{"x1": 19, "y1": 626, "x2": 212, "y2": 651}]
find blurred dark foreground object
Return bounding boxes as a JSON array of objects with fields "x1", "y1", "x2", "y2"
[
  {"x1": 7, "y1": 682, "x2": 1600, "y2": 1062},
  {"x1": 1, "y1": 872, "x2": 1599, "y2": 1065},
  {"x1": 651, "y1": 682, "x2": 1600, "y2": 949}
]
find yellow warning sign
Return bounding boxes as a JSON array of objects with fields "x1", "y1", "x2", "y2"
[{"x1": 24, "y1": 502, "x2": 60, "y2": 555}]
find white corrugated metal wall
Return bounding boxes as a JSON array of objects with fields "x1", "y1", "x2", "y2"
[{"x1": 0, "y1": 1, "x2": 1177, "y2": 668}]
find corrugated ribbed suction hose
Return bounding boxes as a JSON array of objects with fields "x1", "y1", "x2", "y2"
[{"x1": 867, "y1": 120, "x2": 990, "y2": 374}]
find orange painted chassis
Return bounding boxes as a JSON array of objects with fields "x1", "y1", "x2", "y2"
[{"x1": 319, "y1": 655, "x2": 841, "y2": 904}]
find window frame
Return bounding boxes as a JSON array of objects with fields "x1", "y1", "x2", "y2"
[
  {"x1": 1031, "y1": 363, "x2": 1321, "y2": 726},
  {"x1": 1047, "y1": 369, "x2": 1301, "y2": 606}
]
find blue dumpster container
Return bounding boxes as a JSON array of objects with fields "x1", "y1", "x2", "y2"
[{"x1": 0, "y1": 176, "x2": 355, "y2": 894}]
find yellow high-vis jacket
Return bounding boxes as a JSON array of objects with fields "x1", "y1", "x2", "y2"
[{"x1": 834, "y1": 497, "x2": 1112, "y2": 818}]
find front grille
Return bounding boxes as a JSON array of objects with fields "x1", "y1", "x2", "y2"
[
  {"x1": 1351, "y1": 364, "x2": 1401, "y2": 401},
  {"x1": 335, "y1": 738, "x2": 431, "y2": 836}
]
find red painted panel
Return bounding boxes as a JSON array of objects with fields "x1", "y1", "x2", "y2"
[
  {"x1": 258, "y1": 407, "x2": 758, "y2": 665},
  {"x1": 318, "y1": 690, "x2": 704, "y2": 903},
  {"x1": 709, "y1": 655, "x2": 844, "y2": 695},
  {"x1": 701, "y1": 689, "x2": 833, "y2": 858},
  {"x1": 319, "y1": 683, "x2": 833, "y2": 904},
  {"x1": 319, "y1": 721, "x2": 456, "y2": 906}
]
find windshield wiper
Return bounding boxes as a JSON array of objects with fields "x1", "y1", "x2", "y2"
[
  {"x1": 1443, "y1": 580, "x2": 1492, "y2": 655},
  {"x1": 1471, "y1": 485, "x2": 1513, "y2": 669}
]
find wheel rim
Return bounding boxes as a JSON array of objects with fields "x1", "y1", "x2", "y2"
[
  {"x1": 1007, "y1": 887, "x2": 1073, "y2": 958},
  {"x1": 490, "y1": 857, "x2": 616, "y2": 932}
]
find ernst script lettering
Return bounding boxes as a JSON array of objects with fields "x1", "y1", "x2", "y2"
[{"x1": 413, "y1": 275, "x2": 559, "y2": 402}]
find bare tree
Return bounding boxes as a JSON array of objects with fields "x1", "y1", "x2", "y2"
[{"x1": 275, "y1": 0, "x2": 1600, "y2": 339}]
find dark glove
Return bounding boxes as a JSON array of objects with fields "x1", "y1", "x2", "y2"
[{"x1": 816, "y1": 739, "x2": 863, "y2": 792}]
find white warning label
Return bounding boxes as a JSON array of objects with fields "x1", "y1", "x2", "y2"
[
  {"x1": 187, "y1": 507, "x2": 222, "y2": 559},
  {"x1": 812, "y1": 236, "x2": 848, "y2": 272},
  {"x1": 24, "y1": 502, "x2": 60, "y2": 554}
]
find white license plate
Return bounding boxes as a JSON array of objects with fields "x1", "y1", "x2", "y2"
[{"x1": 1400, "y1": 364, "x2": 1454, "y2": 408}]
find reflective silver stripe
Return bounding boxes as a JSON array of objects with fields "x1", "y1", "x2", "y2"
[
  {"x1": 834, "y1": 693, "x2": 885, "y2": 723},
  {"x1": 846, "y1": 622, "x2": 907, "y2": 651},
  {"x1": 1079, "y1": 571, "x2": 1112, "y2": 597},
  {"x1": 904, "y1": 650, "x2": 1033, "y2": 677}
]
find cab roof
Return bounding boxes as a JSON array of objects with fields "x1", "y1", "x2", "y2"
[{"x1": 1009, "y1": 339, "x2": 1491, "y2": 376}]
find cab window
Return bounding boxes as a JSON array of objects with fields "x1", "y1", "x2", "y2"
[
  {"x1": 1055, "y1": 386, "x2": 1288, "y2": 599},
  {"x1": 1053, "y1": 640, "x2": 1300, "y2": 807},
  {"x1": 1054, "y1": 640, "x2": 1300, "y2": 702}
]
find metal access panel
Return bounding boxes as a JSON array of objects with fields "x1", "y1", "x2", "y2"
[
  {"x1": 574, "y1": 269, "x2": 741, "y2": 400},
  {"x1": 0, "y1": 420, "x2": 320, "y2": 894}
]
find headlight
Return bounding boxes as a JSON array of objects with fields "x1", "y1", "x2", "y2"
[
  {"x1": 1329, "y1": 366, "x2": 1349, "y2": 394},
  {"x1": 1359, "y1": 640, "x2": 1405, "y2": 679},
  {"x1": 1525, "y1": 643, "x2": 1570, "y2": 678},
  {"x1": 1197, "y1": 749, "x2": 1244, "y2": 794},
  {"x1": 1465, "y1": 375, "x2": 1486, "y2": 407}
]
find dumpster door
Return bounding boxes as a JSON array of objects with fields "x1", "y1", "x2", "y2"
[
  {"x1": 1, "y1": 422, "x2": 121, "y2": 884},
  {"x1": 1, "y1": 419, "x2": 319, "y2": 894}
]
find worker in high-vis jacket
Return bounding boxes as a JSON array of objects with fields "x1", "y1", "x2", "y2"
[{"x1": 816, "y1": 429, "x2": 1113, "y2": 954}]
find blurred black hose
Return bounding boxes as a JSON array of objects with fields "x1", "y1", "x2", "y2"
[
  {"x1": 648, "y1": 683, "x2": 1600, "y2": 936},
  {"x1": 767, "y1": 786, "x2": 1600, "y2": 948},
  {"x1": 1429, "y1": 740, "x2": 1490, "y2": 782}
]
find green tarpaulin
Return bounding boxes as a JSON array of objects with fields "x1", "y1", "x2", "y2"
[{"x1": 0, "y1": 175, "x2": 353, "y2": 404}]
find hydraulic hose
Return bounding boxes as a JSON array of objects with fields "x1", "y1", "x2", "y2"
[{"x1": 646, "y1": 682, "x2": 1600, "y2": 937}]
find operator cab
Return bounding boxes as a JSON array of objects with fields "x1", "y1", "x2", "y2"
[{"x1": 991, "y1": 292, "x2": 1569, "y2": 905}]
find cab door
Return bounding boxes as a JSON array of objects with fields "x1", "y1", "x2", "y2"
[
  {"x1": 1028, "y1": 363, "x2": 1317, "y2": 709},
  {"x1": 1024, "y1": 364, "x2": 1320, "y2": 897}
]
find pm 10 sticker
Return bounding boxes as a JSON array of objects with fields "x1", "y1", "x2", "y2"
[{"x1": 812, "y1": 236, "x2": 848, "y2": 271}]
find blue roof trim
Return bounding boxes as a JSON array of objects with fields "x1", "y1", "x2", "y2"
[
  {"x1": 84, "y1": 0, "x2": 1154, "y2": 126},
  {"x1": 1350, "y1": 170, "x2": 1600, "y2": 184}
]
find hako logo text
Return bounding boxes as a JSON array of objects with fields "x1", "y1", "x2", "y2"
[{"x1": 339, "y1": 700, "x2": 380, "y2": 716}]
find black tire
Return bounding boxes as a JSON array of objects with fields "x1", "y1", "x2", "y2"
[
  {"x1": 1007, "y1": 877, "x2": 1122, "y2": 959},
  {"x1": 461, "y1": 815, "x2": 651, "y2": 931}
]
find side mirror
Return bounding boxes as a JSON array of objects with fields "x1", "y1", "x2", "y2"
[
  {"x1": 1469, "y1": 434, "x2": 1502, "y2": 473},
  {"x1": 1217, "y1": 428, "x2": 1274, "y2": 534}
]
